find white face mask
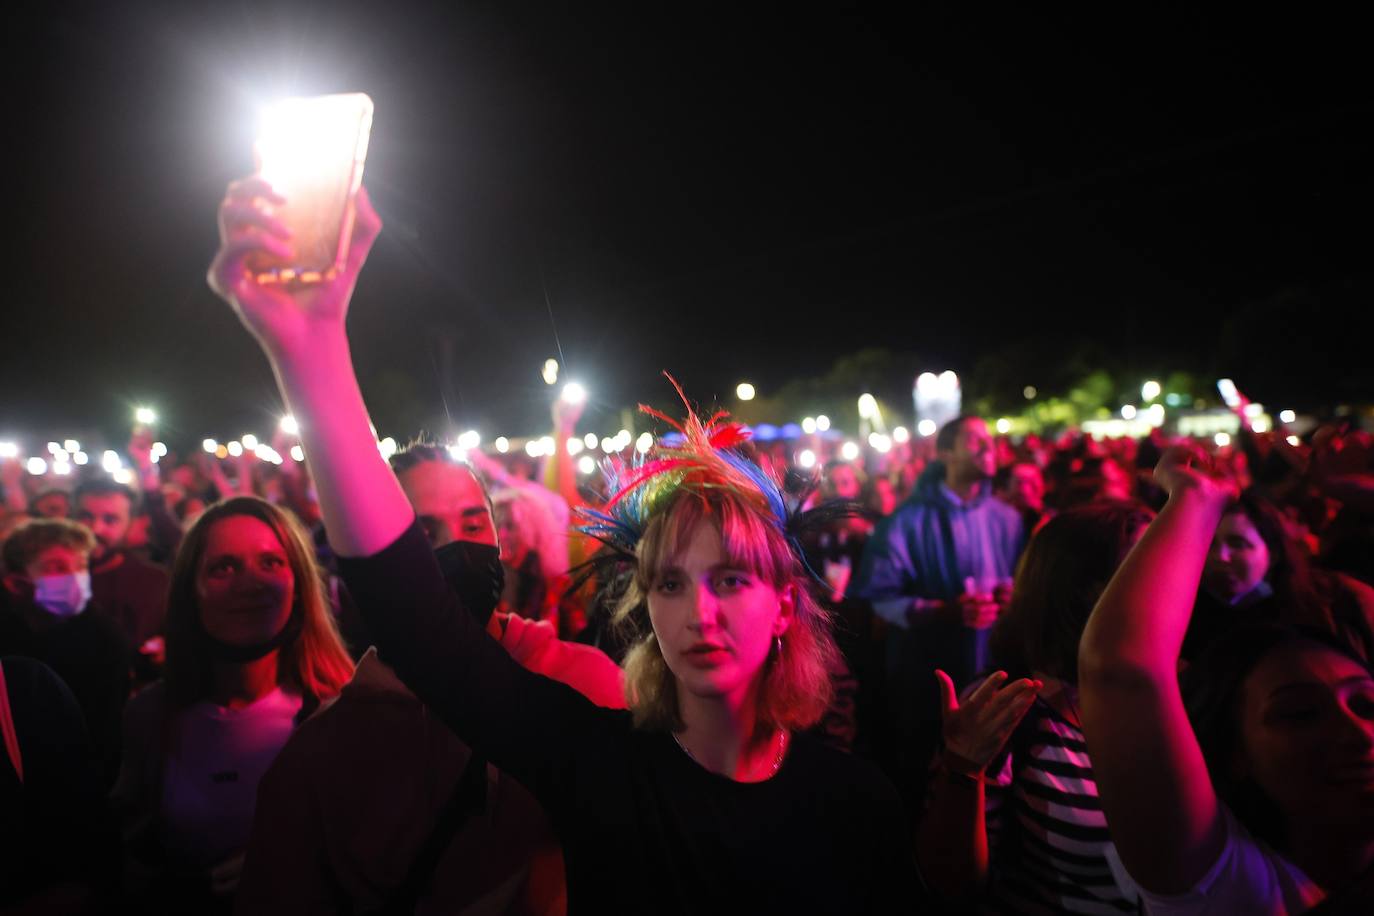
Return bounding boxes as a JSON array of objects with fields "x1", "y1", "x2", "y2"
[{"x1": 33, "y1": 570, "x2": 93, "y2": 618}]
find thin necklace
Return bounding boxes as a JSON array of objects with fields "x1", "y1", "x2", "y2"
[{"x1": 672, "y1": 728, "x2": 789, "y2": 779}]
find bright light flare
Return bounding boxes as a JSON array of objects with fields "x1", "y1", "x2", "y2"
[
  {"x1": 47, "y1": 442, "x2": 62, "y2": 455},
  {"x1": 539, "y1": 436, "x2": 556, "y2": 456},
  {"x1": 135, "y1": 407, "x2": 157, "y2": 425},
  {"x1": 1286, "y1": 435, "x2": 1300, "y2": 447},
  {"x1": 801, "y1": 417, "x2": 817, "y2": 434},
  {"x1": 26, "y1": 457, "x2": 47, "y2": 475},
  {"x1": 152, "y1": 442, "x2": 168, "y2": 459},
  {"x1": 560, "y1": 382, "x2": 587, "y2": 404},
  {"x1": 1121, "y1": 405, "x2": 1137, "y2": 420},
  {"x1": 893, "y1": 426, "x2": 910, "y2": 443},
  {"x1": 841, "y1": 442, "x2": 860, "y2": 461},
  {"x1": 542, "y1": 359, "x2": 560, "y2": 386},
  {"x1": 600, "y1": 437, "x2": 615, "y2": 453},
  {"x1": 227, "y1": 441, "x2": 244, "y2": 458},
  {"x1": 798, "y1": 449, "x2": 817, "y2": 469},
  {"x1": 577, "y1": 455, "x2": 597, "y2": 475},
  {"x1": 377, "y1": 437, "x2": 398, "y2": 460},
  {"x1": 101, "y1": 450, "x2": 122, "y2": 473},
  {"x1": 583, "y1": 433, "x2": 598, "y2": 449},
  {"x1": 869, "y1": 433, "x2": 892, "y2": 453},
  {"x1": 996, "y1": 418, "x2": 1012, "y2": 434},
  {"x1": 1214, "y1": 432, "x2": 1232, "y2": 448},
  {"x1": 1217, "y1": 379, "x2": 1240, "y2": 408},
  {"x1": 73, "y1": 451, "x2": 89, "y2": 466},
  {"x1": 290, "y1": 445, "x2": 305, "y2": 462},
  {"x1": 63, "y1": 440, "x2": 80, "y2": 453},
  {"x1": 567, "y1": 437, "x2": 584, "y2": 456},
  {"x1": 858, "y1": 393, "x2": 878, "y2": 419},
  {"x1": 816, "y1": 415, "x2": 831, "y2": 432},
  {"x1": 1279, "y1": 410, "x2": 1296, "y2": 424},
  {"x1": 917, "y1": 419, "x2": 937, "y2": 437},
  {"x1": 525, "y1": 440, "x2": 541, "y2": 458},
  {"x1": 52, "y1": 460, "x2": 72, "y2": 476},
  {"x1": 0, "y1": 442, "x2": 17, "y2": 459},
  {"x1": 242, "y1": 434, "x2": 259, "y2": 451},
  {"x1": 1141, "y1": 380, "x2": 1162, "y2": 402},
  {"x1": 204, "y1": 439, "x2": 219, "y2": 454},
  {"x1": 636, "y1": 432, "x2": 654, "y2": 453},
  {"x1": 736, "y1": 382, "x2": 756, "y2": 401},
  {"x1": 280, "y1": 415, "x2": 300, "y2": 435},
  {"x1": 457, "y1": 430, "x2": 481, "y2": 450},
  {"x1": 113, "y1": 469, "x2": 134, "y2": 485},
  {"x1": 495, "y1": 437, "x2": 510, "y2": 453},
  {"x1": 1023, "y1": 386, "x2": 1037, "y2": 400}
]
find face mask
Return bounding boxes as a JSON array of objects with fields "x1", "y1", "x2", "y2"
[
  {"x1": 197, "y1": 606, "x2": 304, "y2": 663},
  {"x1": 34, "y1": 570, "x2": 92, "y2": 618},
  {"x1": 434, "y1": 540, "x2": 505, "y2": 628}
]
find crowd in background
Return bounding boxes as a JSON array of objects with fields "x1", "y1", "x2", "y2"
[{"x1": 2, "y1": 177, "x2": 1372, "y2": 914}]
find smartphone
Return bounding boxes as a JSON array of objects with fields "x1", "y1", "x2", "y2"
[{"x1": 251, "y1": 93, "x2": 374, "y2": 284}]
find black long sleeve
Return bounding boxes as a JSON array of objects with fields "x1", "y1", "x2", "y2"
[{"x1": 339, "y1": 521, "x2": 924, "y2": 914}]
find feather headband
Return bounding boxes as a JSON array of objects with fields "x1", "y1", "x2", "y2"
[{"x1": 575, "y1": 374, "x2": 862, "y2": 584}]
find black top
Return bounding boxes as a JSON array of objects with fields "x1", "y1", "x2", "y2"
[
  {"x1": 339, "y1": 521, "x2": 922, "y2": 914},
  {"x1": 0, "y1": 656, "x2": 116, "y2": 905},
  {"x1": 0, "y1": 591, "x2": 131, "y2": 785}
]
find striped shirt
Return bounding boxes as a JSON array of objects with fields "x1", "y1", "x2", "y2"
[{"x1": 985, "y1": 697, "x2": 1140, "y2": 914}]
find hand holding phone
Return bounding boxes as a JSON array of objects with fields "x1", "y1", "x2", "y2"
[{"x1": 251, "y1": 93, "x2": 374, "y2": 284}]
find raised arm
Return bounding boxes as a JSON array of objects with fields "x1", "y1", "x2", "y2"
[
  {"x1": 206, "y1": 178, "x2": 410, "y2": 556},
  {"x1": 1077, "y1": 447, "x2": 1237, "y2": 893},
  {"x1": 205, "y1": 178, "x2": 609, "y2": 808}
]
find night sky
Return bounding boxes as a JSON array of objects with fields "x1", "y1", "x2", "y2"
[{"x1": 5, "y1": 5, "x2": 1371, "y2": 449}]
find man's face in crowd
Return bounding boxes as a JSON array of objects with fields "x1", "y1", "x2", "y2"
[
  {"x1": 77, "y1": 493, "x2": 134, "y2": 560},
  {"x1": 31, "y1": 492, "x2": 70, "y2": 519},
  {"x1": 396, "y1": 460, "x2": 498, "y2": 548},
  {"x1": 943, "y1": 418, "x2": 997, "y2": 483},
  {"x1": 1005, "y1": 464, "x2": 1045, "y2": 513}
]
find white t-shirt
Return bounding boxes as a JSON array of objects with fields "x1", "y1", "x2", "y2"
[
  {"x1": 159, "y1": 687, "x2": 302, "y2": 868},
  {"x1": 1141, "y1": 806, "x2": 1325, "y2": 915}
]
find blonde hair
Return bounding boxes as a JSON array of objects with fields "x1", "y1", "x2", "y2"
[
  {"x1": 612, "y1": 488, "x2": 838, "y2": 734},
  {"x1": 165, "y1": 496, "x2": 354, "y2": 707}
]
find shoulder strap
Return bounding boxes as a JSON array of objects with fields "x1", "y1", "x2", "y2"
[
  {"x1": 376, "y1": 752, "x2": 489, "y2": 915},
  {"x1": 0, "y1": 660, "x2": 23, "y2": 784}
]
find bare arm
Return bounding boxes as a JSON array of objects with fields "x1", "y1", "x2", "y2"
[
  {"x1": 1077, "y1": 447, "x2": 1236, "y2": 893},
  {"x1": 915, "y1": 670, "x2": 1037, "y2": 902},
  {"x1": 206, "y1": 179, "x2": 410, "y2": 557}
]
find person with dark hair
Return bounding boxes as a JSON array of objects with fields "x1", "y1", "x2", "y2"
[
  {"x1": 0, "y1": 518, "x2": 131, "y2": 784},
  {"x1": 1079, "y1": 448, "x2": 1374, "y2": 913},
  {"x1": 236, "y1": 447, "x2": 624, "y2": 915},
  {"x1": 916, "y1": 501, "x2": 1154, "y2": 912},
  {"x1": 75, "y1": 476, "x2": 171, "y2": 656},
  {"x1": 207, "y1": 179, "x2": 919, "y2": 913},
  {"x1": 856, "y1": 414, "x2": 1025, "y2": 804},
  {"x1": 112, "y1": 496, "x2": 354, "y2": 913},
  {"x1": 1184, "y1": 490, "x2": 1374, "y2": 665}
]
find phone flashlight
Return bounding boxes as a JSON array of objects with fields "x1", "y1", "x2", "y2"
[{"x1": 252, "y1": 93, "x2": 374, "y2": 284}]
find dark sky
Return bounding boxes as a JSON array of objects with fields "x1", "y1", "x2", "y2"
[{"x1": 5, "y1": 4, "x2": 1371, "y2": 448}]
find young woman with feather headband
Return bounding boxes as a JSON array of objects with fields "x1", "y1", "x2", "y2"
[{"x1": 207, "y1": 179, "x2": 922, "y2": 913}]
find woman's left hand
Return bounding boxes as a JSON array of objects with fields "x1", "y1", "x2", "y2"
[{"x1": 936, "y1": 670, "x2": 1040, "y2": 775}]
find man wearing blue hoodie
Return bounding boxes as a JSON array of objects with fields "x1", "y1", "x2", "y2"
[{"x1": 856, "y1": 415, "x2": 1024, "y2": 804}]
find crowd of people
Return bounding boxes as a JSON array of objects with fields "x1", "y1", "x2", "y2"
[{"x1": 1, "y1": 178, "x2": 1372, "y2": 914}]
